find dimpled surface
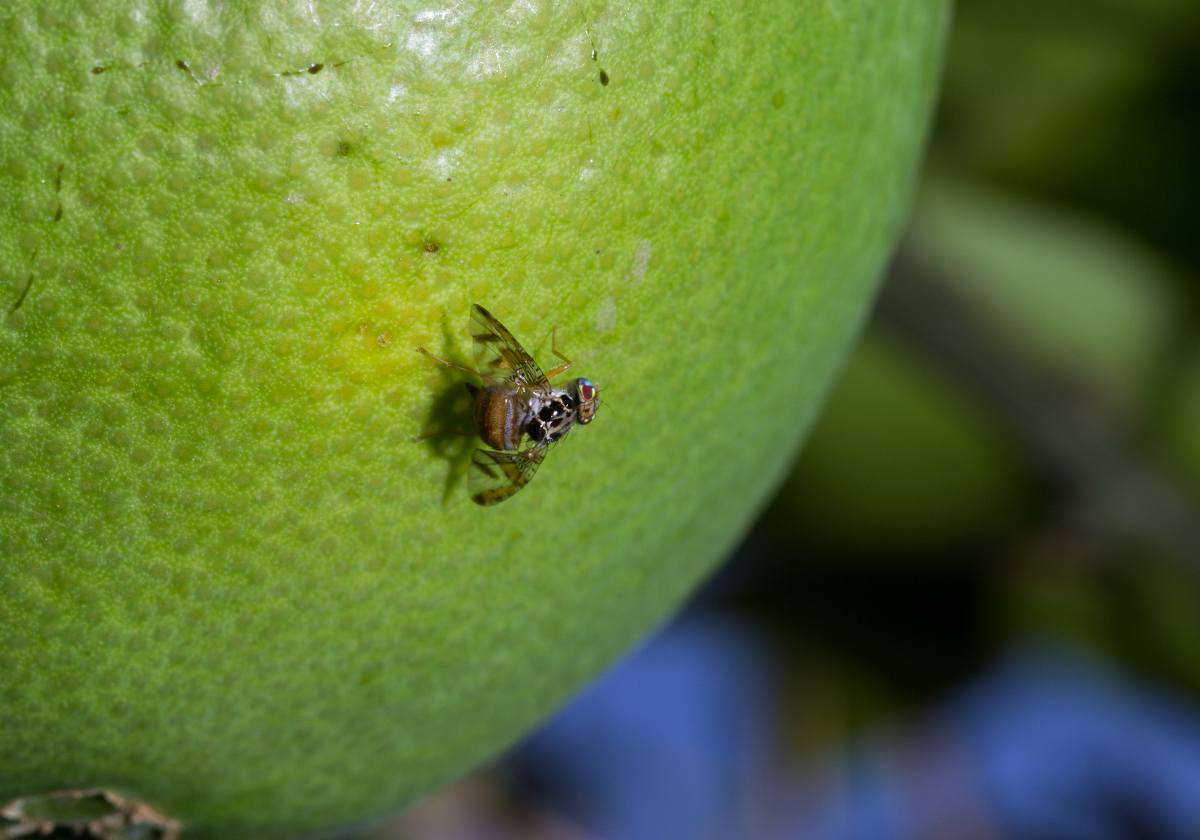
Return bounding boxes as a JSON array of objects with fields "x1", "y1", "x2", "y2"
[{"x1": 0, "y1": 2, "x2": 948, "y2": 837}]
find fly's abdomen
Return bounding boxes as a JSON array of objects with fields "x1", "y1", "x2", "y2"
[{"x1": 473, "y1": 386, "x2": 527, "y2": 451}]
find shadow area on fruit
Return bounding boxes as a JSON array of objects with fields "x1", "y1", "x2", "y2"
[{"x1": 414, "y1": 325, "x2": 479, "y2": 506}]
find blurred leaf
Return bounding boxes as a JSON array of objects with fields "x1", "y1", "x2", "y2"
[
  {"x1": 936, "y1": 0, "x2": 1200, "y2": 272},
  {"x1": 1163, "y1": 350, "x2": 1200, "y2": 499},
  {"x1": 766, "y1": 329, "x2": 1025, "y2": 556},
  {"x1": 909, "y1": 175, "x2": 1182, "y2": 410}
]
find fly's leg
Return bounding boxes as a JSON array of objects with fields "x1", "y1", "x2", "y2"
[
  {"x1": 417, "y1": 345, "x2": 477, "y2": 376},
  {"x1": 543, "y1": 326, "x2": 573, "y2": 381}
]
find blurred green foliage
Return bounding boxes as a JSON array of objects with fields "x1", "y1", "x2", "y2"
[
  {"x1": 909, "y1": 175, "x2": 1182, "y2": 409},
  {"x1": 767, "y1": 328, "x2": 1024, "y2": 554},
  {"x1": 1166, "y1": 354, "x2": 1200, "y2": 495},
  {"x1": 756, "y1": 0, "x2": 1200, "y2": 720},
  {"x1": 939, "y1": 0, "x2": 1200, "y2": 277}
]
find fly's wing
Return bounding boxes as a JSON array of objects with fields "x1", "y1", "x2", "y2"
[
  {"x1": 469, "y1": 446, "x2": 548, "y2": 505},
  {"x1": 470, "y1": 304, "x2": 549, "y2": 390}
]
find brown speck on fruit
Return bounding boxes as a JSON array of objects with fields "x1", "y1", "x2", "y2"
[
  {"x1": 599, "y1": 69, "x2": 609, "y2": 86},
  {"x1": 52, "y1": 203, "x2": 63, "y2": 222},
  {"x1": 0, "y1": 787, "x2": 181, "y2": 840},
  {"x1": 377, "y1": 332, "x2": 392, "y2": 348},
  {"x1": 53, "y1": 162, "x2": 64, "y2": 192},
  {"x1": 336, "y1": 140, "x2": 352, "y2": 157},
  {"x1": 423, "y1": 238, "x2": 440, "y2": 253},
  {"x1": 91, "y1": 65, "x2": 107, "y2": 75},
  {"x1": 308, "y1": 62, "x2": 324, "y2": 74}
]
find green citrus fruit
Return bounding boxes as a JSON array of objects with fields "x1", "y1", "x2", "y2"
[{"x1": 0, "y1": 2, "x2": 948, "y2": 836}]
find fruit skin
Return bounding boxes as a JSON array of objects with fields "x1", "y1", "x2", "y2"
[{"x1": 0, "y1": 2, "x2": 948, "y2": 837}]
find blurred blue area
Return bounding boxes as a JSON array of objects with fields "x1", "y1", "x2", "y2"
[
  {"x1": 514, "y1": 618, "x2": 781, "y2": 840},
  {"x1": 511, "y1": 618, "x2": 1200, "y2": 840},
  {"x1": 951, "y1": 650, "x2": 1200, "y2": 840}
]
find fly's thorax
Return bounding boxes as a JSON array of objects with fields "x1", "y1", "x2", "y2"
[
  {"x1": 525, "y1": 390, "x2": 579, "y2": 445},
  {"x1": 472, "y1": 383, "x2": 534, "y2": 451}
]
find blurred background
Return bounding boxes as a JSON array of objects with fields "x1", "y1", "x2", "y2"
[{"x1": 372, "y1": 2, "x2": 1200, "y2": 837}]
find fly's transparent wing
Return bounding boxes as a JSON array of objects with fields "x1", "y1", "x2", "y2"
[
  {"x1": 470, "y1": 304, "x2": 548, "y2": 390},
  {"x1": 468, "y1": 446, "x2": 548, "y2": 505}
]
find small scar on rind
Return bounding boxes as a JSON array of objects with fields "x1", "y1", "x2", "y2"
[
  {"x1": 52, "y1": 203, "x2": 63, "y2": 222},
  {"x1": 174, "y1": 58, "x2": 207, "y2": 85},
  {"x1": 91, "y1": 65, "x2": 108, "y2": 74},
  {"x1": 9, "y1": 273, "x2": 34, "y2": 314},
  {"x1": 599, "y1": 69, "x2": 609, "y2": 85},
  {"x1": 282, "y1": 62, "x2": 325, "y2": 76}
]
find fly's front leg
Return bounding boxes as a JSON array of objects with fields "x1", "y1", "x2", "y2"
[
  {"x1": 543, "y1": 326, "x2": 573, "y2": 381},
  {"x1": 415, "y1": 346, "x2": 479, "y2": 378}
]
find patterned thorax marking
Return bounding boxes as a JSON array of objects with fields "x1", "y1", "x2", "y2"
[{"x1": 526, "y1": 392, "x2": 577, "y2": 444}]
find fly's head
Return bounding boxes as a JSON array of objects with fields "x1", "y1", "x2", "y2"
[{"x1": 571, "y1": 377, "x2": 599, "y2": 425}]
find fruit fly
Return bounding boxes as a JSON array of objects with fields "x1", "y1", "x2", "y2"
[{"x1": 417, "y1": 304, "x2": 600, "y2": 505}]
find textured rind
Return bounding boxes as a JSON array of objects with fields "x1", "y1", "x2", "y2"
[{"x1": 0, "y1": 2, "x2": 948, "y2": 837}]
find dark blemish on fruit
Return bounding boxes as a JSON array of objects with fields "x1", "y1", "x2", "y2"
[
  {"x1": 423, "y1": 238, "x2": 440, "y2": 253},
  {"x1": 282, "y1": 61, "x2": 327, "y2": 77},
  {"x1": 173, "y1": 59, "x2": 218, "y2": 86},
  {"x1": 53, "y1": 163, "x2": 64, "y2": 192},
  {"x1": 91, "y1": 65, "x2": 108, "y2": 75},
  {"x1": 9, "y1": 273, "x2": 33, "y2": 314},
  {"x1": 599, "y1": 69, "x2": 609, "y2": 86},
  {"x1": 174, "y1": 58, "x2": 208, "y2": 85},
  {"x1": 52, "y1": 204, "x2": 62, "y2": 222},
  {"x1": 336, "y1": 140, "x2": 352, "y2": 157}
]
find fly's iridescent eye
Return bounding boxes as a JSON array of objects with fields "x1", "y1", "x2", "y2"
[{"x1": 578, "y1": 379, "x2": 596, "y2": 401}]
